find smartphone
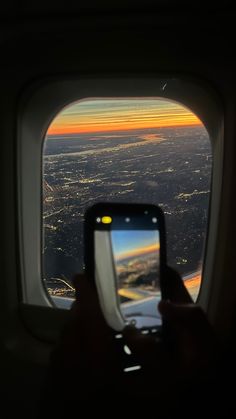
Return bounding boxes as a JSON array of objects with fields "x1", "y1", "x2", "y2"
[{"x1": 84, "y1": 203, "x2": 167, "y2": 332}]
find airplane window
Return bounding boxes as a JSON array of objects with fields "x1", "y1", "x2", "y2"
[{"x1": 42, "y1": 98, "x2": 211, "y2": 308}]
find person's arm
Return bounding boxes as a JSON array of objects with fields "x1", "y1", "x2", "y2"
[{"x1": 41, "y1": 267, "x2": 227, "y2": 416}]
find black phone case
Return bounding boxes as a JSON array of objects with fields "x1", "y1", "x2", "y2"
[{"x1": 84, "y1": 202, "x2": 167, "y2": 298}]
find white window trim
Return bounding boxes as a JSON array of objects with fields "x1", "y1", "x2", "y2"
[{"x1": 17, "y1": 77, "x2": 223, "y2": 312}]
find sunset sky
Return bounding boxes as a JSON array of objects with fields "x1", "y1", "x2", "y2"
[
  {"x1": 47, "y1": 98, "x2": 201, "y2": 135},
  {"x1": 184, "y1": 272, "x2": 202, "y2": 302},
  {"x1": 111, "y1": 229, "x2": 160, "y2": 262}
]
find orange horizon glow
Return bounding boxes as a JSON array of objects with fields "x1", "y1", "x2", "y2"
[
  {"x1": 184, "y1": 273, "x2": 201, "y2": 290},
  {"x1": 48, "y1": 120, "x2": 200, "y2": 136},
  {"x1": 47, "y1": 98, "x2": 202, "y2": 136},
  {"x1": 116, "y1": 242, "x2": 160, "y2": 262}
]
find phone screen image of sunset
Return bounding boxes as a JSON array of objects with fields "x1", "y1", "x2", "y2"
[
  {"x1": 43, "y1": 97, "x2": 211, "y2": 305},
  {"x1": 111, "y1": 230, "x2": 160, "y2": 304}
]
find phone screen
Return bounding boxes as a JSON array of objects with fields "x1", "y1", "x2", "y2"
[{"x1": 94, "y1": 211, "x2": 162, "y2": 330}]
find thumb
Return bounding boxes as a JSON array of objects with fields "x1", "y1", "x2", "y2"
[
  {"x1": 158, "y1": 300, "x2": 207, "y2": 330},
  {"x1": 163, "y1": 266, "x2": 193, "y2": 304}
]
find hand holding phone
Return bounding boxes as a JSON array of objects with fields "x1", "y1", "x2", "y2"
[{"x1": 84, "y1": 203, "x2": 166, "y2": 332}]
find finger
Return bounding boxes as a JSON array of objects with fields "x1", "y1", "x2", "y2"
[
  {"x1": 73, "y1": 273, "x2": 99, "y2": 306},
  {"x1": 159, "y1": 300, "x2": 200, "y2": 319},
  {"x1": 158, "y1": 300, "x2": 211, "y2": 335},
  {"x1": 72, "y1": 273, "x2": 110, "y2": 330},
  {"x1": 163, "y1": 266, "x2": 193, "y2": 304},
  {"x1": 73, "y1": 273, "x2": 88, "y2": 300}
]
